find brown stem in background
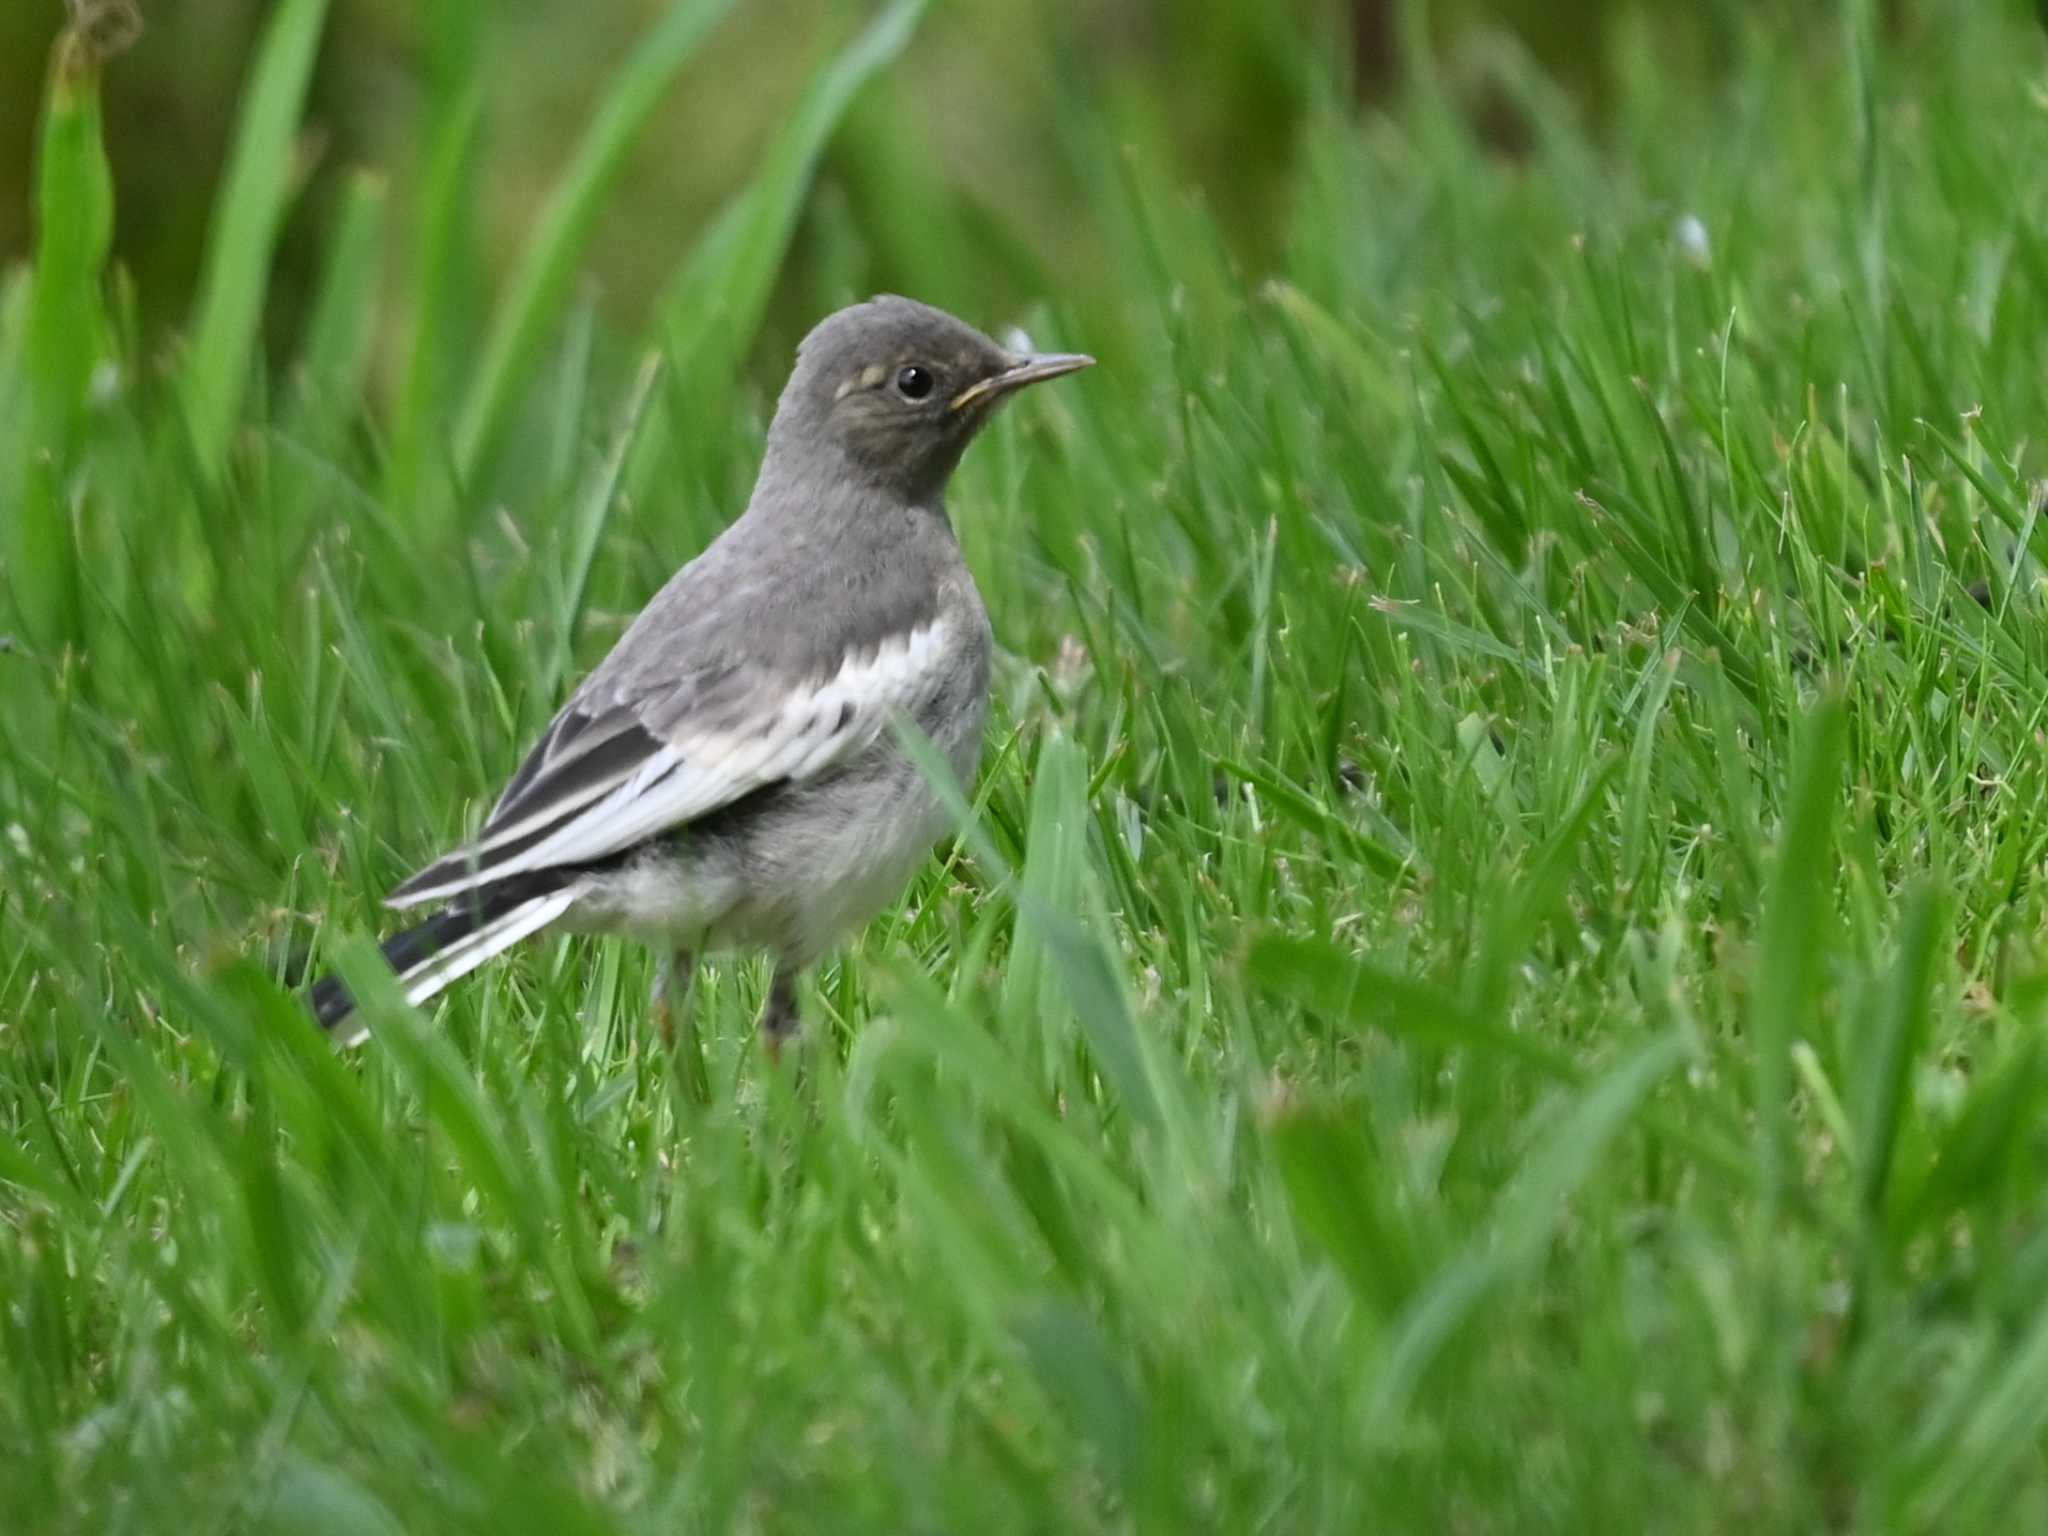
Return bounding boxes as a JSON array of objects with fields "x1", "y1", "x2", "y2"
[
  {"x1": 61, "y1": 0, "x2": 142, "y2": 69},
  {"x1": 1349, "y1": 0, "x2": 1399, "y2": 100}
]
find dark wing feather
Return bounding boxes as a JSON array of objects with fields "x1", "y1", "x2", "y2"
[
  {"x1": 387, "y1": 704, "x2": 667, "y2": 906},
  {"x1": 489, "y1": 705, "x2": 660, "y2": 827}
]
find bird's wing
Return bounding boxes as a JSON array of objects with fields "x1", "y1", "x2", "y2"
[{"x1": 385, "y1": 616, "x2": 954, "y2": 909}]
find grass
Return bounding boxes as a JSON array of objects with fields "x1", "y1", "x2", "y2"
[{"x1": 8, "y1": 0, "x2": 2048, "y2": 1528}]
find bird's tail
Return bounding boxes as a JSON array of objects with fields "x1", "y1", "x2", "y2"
[{"x1": 310, "y1": 880, "x2": 580, "y2": 1045}]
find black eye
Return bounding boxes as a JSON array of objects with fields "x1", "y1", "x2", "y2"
[{"x1": 895, "y1": 365, "x2": 935, "y2": 401}]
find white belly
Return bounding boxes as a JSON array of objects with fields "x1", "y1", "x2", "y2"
[{"x1": 561, "y1": 721, "x2": 977, "y2": 964}]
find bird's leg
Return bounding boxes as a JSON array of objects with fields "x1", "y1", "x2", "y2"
[
  {"x1": 653, "y1": 947, "x2": 710, "y2": 1104},
  {"x1": 650, "y1": 947, "x2": 696, "y2": 1045},
  {"x1": 760, "y1": 964, "x2": 801, "y2": 1063}
]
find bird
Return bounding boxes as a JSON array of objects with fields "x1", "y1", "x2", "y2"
[{"x1": 309, "y1": 295, "x2": 1093, "y2": 1052}]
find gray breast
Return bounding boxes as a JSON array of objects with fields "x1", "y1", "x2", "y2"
[{"x1": 701, "y1": 571, "x2": 990, "y2": 961}]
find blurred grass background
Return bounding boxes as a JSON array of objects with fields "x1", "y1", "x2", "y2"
[{"x1": 0, "y1": 0, "x2": 1865, "y2": 369}]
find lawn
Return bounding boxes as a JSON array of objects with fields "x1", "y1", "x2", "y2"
[{"x1": 7, "y1": 0, "x2": 2048, "y2": 1529}]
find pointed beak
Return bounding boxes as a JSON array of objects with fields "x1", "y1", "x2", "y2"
[{"x1": 949, "y1": 351, "x2": 1096, "y2": 413}]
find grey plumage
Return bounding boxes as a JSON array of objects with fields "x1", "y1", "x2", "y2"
[{"x1": 310, "y1": 296, "x2": 1092, "y2": 1049}]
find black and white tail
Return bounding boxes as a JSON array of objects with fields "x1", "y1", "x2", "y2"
[{"x1": 309, "y1": 877, "x2": 580, "y2": 1045}]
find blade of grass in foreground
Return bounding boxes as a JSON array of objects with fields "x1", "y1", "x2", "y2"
[
  {"x1": 1854, "y1": 879, "x2": 1939, "y2": 1228},
  {"x1": 451, "y1": 0, "x2": 735, "y2": 488},
  {"x1": 893, "y1": 716, "x2": 1164, "y2": 1136},
  {"x1": 1002, "y1": 730, "x2": 1092, "y2": 1050},
  {"x1": 1364, "y1": 1031, "x2": 1687, "y2": 1438},
  {"x1": 1245, "y1": 931, "x2": 1582, "y2": 1079},
  {"x1": 1751, "y1": 695, "x2": 1847, "y2": 1216},
  {"x1": 182, "y1": 0, "x2": 331, "y2": 480},
  {"x1": 1910, "y1": 1295, "x2": 2048, "y2": 1527}
]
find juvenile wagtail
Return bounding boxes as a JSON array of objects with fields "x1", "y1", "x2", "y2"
[{"x1": 311, "y1": 296, "x2": 1092, "y2": 1049}]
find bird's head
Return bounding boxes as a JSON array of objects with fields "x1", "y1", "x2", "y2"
[{"x1": 767, "y1": 295, "x2": 1093, "y2": 503}]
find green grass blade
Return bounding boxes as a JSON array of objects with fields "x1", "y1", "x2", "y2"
[
  {"x1": 543, "y1": 352, "x2": 663, "y2": 699},
  {"x1": 660, "y1": 0, "x2": 926, "y2": 370},
  {"x1": 1266, "y1": 1098, "x2": 1419, "y2": 1319},
  {"x1": 1366, "y1": 1031, "x2": 1687, "y2": 1436},
  {"x1": 9, "y1": 25, "x2": 118, "y2": 649},
  {"x1": 1246, "y1": 932, "x2": 1583, "y2": 1080},
  {"x1": 1751, "y1": 694, "x2": 1848, "y2": 1214},
  {"x1": 1854, "y1": 879, "x2": 1940, "y2": 1226},
  {"x1": 630, "y1": 0, "x2": 927, "y2": 493},
  {"x1": 182, "y1": 0, "x2": 331, "y2": 479},
  {"x1": 1912, "y1": 1299, "x2": 2048, "y2": 1526},
  {"x1": 289, "y1": 169, "x2": 388, "y2": 441},
  {"x1": 386, "y1": 0, "x2": 482, "y2": 505},
  {"x1": 451, "y1": 0, "x2": 735, "y2": 487},
  {"x1": 1002, "y1": 731, "x2": 1092, "y2": 1041}
]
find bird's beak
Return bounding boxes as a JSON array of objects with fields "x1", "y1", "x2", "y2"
[{"x1": 949, "y1": 351, "x2": 1096, "y2": 413}]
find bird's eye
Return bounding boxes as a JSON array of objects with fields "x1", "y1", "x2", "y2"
[{"x1": 895, "y1": 365, "x2": 935, "y2": 401}]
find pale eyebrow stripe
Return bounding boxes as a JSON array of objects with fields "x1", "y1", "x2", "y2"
[{"x1": 834, "y1": 363, "x2": 891, "y2": 399}]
